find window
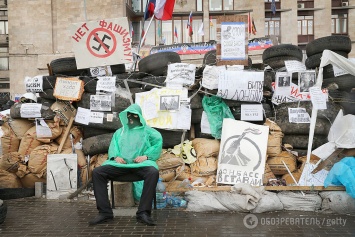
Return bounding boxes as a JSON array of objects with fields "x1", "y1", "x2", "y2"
[
  {"x1": 0, "y1": 21, "x2": 8, "y2": 34},
  {"x1": 209, "y1": 0, "x2": 234, "y2": 11},
  {"x1": 197, "y1": 0, "x2": 203, "y2": 11},
  {"x1": 0, "y1": 82, "x2": 9, "y2": 89},
  {"x1": 210, "y1": 18, "x2": 217, "y2": 40},
  {"x1": 265, "y1": 17, "x2": 280, "y2": 36},
  {"x1": 331, "y1": 14, "x2": 348, "y2": 34},
  {"x1": 265, "y1": 0, "x2": 280, "y2": 2},
  {"x1": 131, "y1": 0, "x2": 148, "y2": 13},
  {"x1": 297, "y1": 16, "x2": 313, "y2": 35},
  {"x1": 0, "y1": 47, "x2": 8, "y2": 53},
  {"x1": 143, "y1": 20, "x2": 156, "y2": 45},
  {"x1": 0, "y1": 57, "x2": 8, "y2": 70}
]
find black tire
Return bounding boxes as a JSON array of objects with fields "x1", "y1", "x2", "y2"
[
  {"x1": 274, "y1": 117, "x2": 331, "y2": 136},
  {"x1": 264, "y1": 71, "x2": 274, "y2": 92},
  {"x1": 323, "y1": 64, "x2": 335, "y2": 79},
  {"x1": 329, "y1": 90, "x2": 355, "y2": 115},
  {"x1": 322, "y1": 74, "x2": 355, "y2": 92},
  {"x1": 193, "y1": 123, "x2": 214, "y2": 139},
  {"x1": 42, "y1": 76, "x2": 57, "y2": 90},
  {"x1": 0, "y1": 188, "x2": 35, "y2": 200},
  {"x1": 0, "y1": 202, "x2": 7, "y2": 224},
  {"x1": 262, "y1": 44, "x2": 303, "y2": 61},
  {"x1": 82, "y1": 133, "x2": 114, "y2": 156},
  {"x1": 203, "y1": 50, "x2": 216, "y2": 66},
  {"x1": 189, "y1": 91, "x2": 203, "y2": 109},
  {"x1": 138, "y1": 52, "x2": 181, "y2": 76},
  {"x1": 81, "y1": 76, "x2": 142, "y2": 93},
  {"x1": 191, "y1": 108, "x2": 203, "y2": 124},
  {"x1": 141, "y1": 76, "x2": 166, "y2": 90},
  {"x1": 305, "y1": 51, "x2": 348, "y2": 69},
  {"x1": 282, "y1": 134, "x2": 328, "y2": 149},
  {"x1": 156, "y1": 128, "x2": 190, "y2": 148},
  {"x1": 306, "y1": 35, "x2": 352, "y2": 57},
  {"x1": 110, "y1": 64, "x2": 126, "y2": 74},
  {"x1": 38, "y1": 89, "x2": 57, "y2": 100},
  {"x1": 264, "y1": 56, "x2": 302, "y2": 69},
  {"x1": 82, "y1": 126, "x2": 113, "y2": 139},
  {"x1": 10, "y1": 101, "x2": 56, "y2": 119},
  {"x1": 50, "y1": 57, "x2": 88, "y2": 76}
]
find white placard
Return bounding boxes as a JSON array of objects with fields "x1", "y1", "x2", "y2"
[
  {"x1": 20, "y1": 103, "x2": 42, "y2": 118},
  {"x1": 75, "y1": 107, "x2": 90, "y2": 125},
  {"x1": 241, "y1": 104, "x2": 263, "y2": 121},
  {"x1": 201, "y1": 111, "x2": 211, "y2": 134},
  {"x1": 90, "y1": 95, "x2": 112, "y2": 111},
  {"x1": 284, "y1": 60, "x2": 307, "y2": 72},
  {"x1": 71, "y1": 18, "x2": 132, "y2": 69},
  {"x1": 166, "y1": 63, "x2": 196, "y2": 86},
  {"x1": 309, "y1": 87, "x2": 327, "y2": 110},
  {"x1": 217, "y1": 119, "x2": 269, "y2": 185},
  {"x1": 275, "y1": 71, "x2": 291, "y2": 95},
  {"x1": 90, "y1": 66, "x2": 112, "y2": 77},
  {"x1": 35, "y1": 118, "x2": 52, "y2": 138},
  {"x1": 176, "y1": 105, "x2": 192, "y2": 130},
  {"x1": 90, "y1": 111, "x2": 104, "y2": 123},
  {"x1": 288, "y1": 108, "x2": 311, "y2": 123},
  {"x1": 221, "y1": 22, "x2": 245, "y2": 60},
  {"x1": 202, "y1": 65, "x2": 225, "y2": 90},
  {"x1": 217, "y1": 71, "x2": 263, "y2": 102},
  {"x1": 25, "y1": 75, "x2": 43, "y2": 92},
  {"x1": 47, "y1": 154, "x2": 77, "y2": 199},
  {"x1": 96, "y1": 76, "x2": 116, "y2": 92}
]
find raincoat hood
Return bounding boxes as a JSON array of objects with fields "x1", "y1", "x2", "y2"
[{"x1": 119, "y1": 104, "x2": 147, "y2": 129}]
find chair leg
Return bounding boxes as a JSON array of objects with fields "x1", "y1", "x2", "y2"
[
  {"x1": 154, "y1": 190, "x2": 157, "y2": 210},
  {"x1": 111, "y1": 180, "x2": 115, "y2": 209}
]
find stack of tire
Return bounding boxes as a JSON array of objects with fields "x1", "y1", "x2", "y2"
[
  {"x1": 305, "y1": 35, "x2": 355, "y2": 115},
  {"x1": 262, "y1": 44, "x2": 303, "y2": 70}
]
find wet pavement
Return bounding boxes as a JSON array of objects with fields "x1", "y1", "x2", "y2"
[{"x1": 0, "y1": 197, "x2": 355, "y2": 236}]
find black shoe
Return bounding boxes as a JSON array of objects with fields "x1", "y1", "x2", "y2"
[
  {"x1": 136, "y1": 213, "x2": 156, "y2": 226},
  {"x1": 88, "y1": 214, "x2": 113, "y2": 225}
]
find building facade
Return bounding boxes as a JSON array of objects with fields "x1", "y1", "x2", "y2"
[{"x1": 5, "y1": 0, "x2": 355, "y2": 97}]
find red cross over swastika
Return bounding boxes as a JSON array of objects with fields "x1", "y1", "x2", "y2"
[{"x1": 86, "y1": 28, "x2": 117, "y2": 58}]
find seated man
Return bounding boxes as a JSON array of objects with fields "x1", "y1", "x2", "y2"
[{"x1": 89, "y1": 104, "x2": 163, "y2": 226}]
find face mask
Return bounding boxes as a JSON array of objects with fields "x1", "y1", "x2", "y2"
[{"x1": 127, "y1": 113, "x2": 141, "y2": 128}]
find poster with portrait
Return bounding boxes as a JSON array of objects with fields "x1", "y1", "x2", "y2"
[
  {"x1": 217, "y1": 119, "x2": 269, "y2": 186},
  {"x1": 299, "y1": 71, "x2": 316, "y2": 94}
]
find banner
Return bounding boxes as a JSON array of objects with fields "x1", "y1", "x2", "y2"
[{"x1": 150, "y1": 41, "x2": 216, "y2": 55}]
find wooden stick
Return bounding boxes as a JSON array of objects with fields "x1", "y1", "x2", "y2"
[
  {"x1": 57, "y1": 116, "x2": 74, "y2": 153},
  {"x1": 67, "y1": 177, "x2": 92, "y2": 199}
]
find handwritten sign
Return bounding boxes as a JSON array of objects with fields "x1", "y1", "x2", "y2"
[
  {"x1": 217, "y1": 119, "x2": 269, "y2": 186},
  {"x1": 284, "y1": 60, "x2": 306, "y2": 72},
  {"x1": 75, "y1": 107, "x2": 90, "y2": 125},
  {"x1": 90, "y1": 95, "x2": 112, "y2": 111},
  {"x1": 96, "y1": 76, "x2": 116, "y2": 92},
  {"x1": 90, "y1": 111, "x2": 104, "y2": 123},
  {"x1": 20, "y1": 103, "x2": 42, "y2": 118},
  {"x1": 166, "y1": 63, "x2": 196, "y2": 86},
  {"x1": 53, "y1": 77, "x2": 84, "y2": 101},
  {"x1": 25, "y1": 75, "x2": 43, "y2": 92},
  {"x1": 221, "y1": 22, "x2": 245, "y2": 60},
  {"x1": 217, "y1": 71, "x2": 263, "y2": 102},
  {"x1": 309, "y1": 87, "x2": 327, "y2": 110},
  {"x1": 241, "y1": 104, "x2": 263, "y2": 121},
  {"x1": 288, "y1": 108, "x2": 311, "y2": 123},
  {"x1": 35, "y1": 118, "x2": 52, "y2": 138}
]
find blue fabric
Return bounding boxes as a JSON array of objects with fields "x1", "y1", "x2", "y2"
[{"x1": 324, "y1": 157, "x2": 355, "y2": 198}]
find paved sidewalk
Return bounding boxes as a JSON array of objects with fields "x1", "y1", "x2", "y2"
[{"x1": 0, "y1": 198, "x2": 355, "y2": 237}]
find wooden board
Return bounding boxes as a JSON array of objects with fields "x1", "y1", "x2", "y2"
[{"x1": 216, "y1": 15, "x2": 248, "y2": 66}]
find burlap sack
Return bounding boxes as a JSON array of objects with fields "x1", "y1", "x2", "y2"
[
  {"x1": 159, "y1": 168, "x2": 176, "y2": 182},
  {"x1": 266, "y1": 151, "x2": 297, "y2": 175},
  {"x1": 263, "y1": 163, "x2": 276, "y2": 185},
  {"x1": 20, "y1": 173, "x2": 46, "y2": 188},
  {"x1": 89, "y1": 153, "x2": 108, "y2": 178},
  {"x1": 156, "y1": 150, "x2": 184, "y2": 170},
  {"x1": 264, "y1": 118, "x2": 282, "y2": 132},
  {"x1": 5, "y1": 118, "x2": 34, "y2": 139},
  {"x1": 55, "y1": 126, "x2": 82, "y2": 150},
  {"x1": 267, "y1": 131, "x2": 283, "y2": 157},
  {"x1": 0, "y1": 169, "x2": 22, "y2": 188},
  {"x1": 282, "y1": 170, "x2": 302, "y2": 185},
  {"x1": 36, "y1": 116, "x2": 63, "y2": 142},
  {"x1": 189, "y1": 156, "x2": 218, "y2": 176},
  {"x1": 28, "y1": 143, "x2": 59, "y2": 178},
  {"x1": 0, "y1": 152, "x2": 24, "y2": 173},
  {"x1": 1, "y1": 121, "x2": 20, "y2": 155},
  {"x1": 175, "y1": 165, "x2": 209, "y2": 182},
  {"x1": 16, "y1": 163, "x2": 29, "y2": 178},
  {"x1": 18, "y1": 126, "x2": 43, "y2": 155},
  {"x1": 192, "y1": 138, "x2": 220, "y2": 158},
  {"x1": 61, "y1": 148, "x2": 88, "y2": 184}
]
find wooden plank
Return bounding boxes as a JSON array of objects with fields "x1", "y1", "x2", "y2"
[
  {"x1": 166, "y1": 185, "x2": 345, "y2": 192},
  {"x1": 57, "y1": 116, "x2": 74, "y2": 154}
]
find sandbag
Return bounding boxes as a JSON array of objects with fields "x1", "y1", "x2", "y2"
[
  {"x1": 159, "y1": 168, "x2": 176, "y2": 182},
  {"x1": 0, "y1": 169, "x2": 22, "y2": 188},
  {"x1": 28, "y1": 143, "x2": 59, "y2": 178},
  {"x1": 192, "y1": 138, "x2": 220, "y2": 158},
  {"x1": 264, "y1": 119, "x2": 283, "y2": 157},
  {"x1": 266, "y1": 151, "x2": 297, "y2": 175},
  {"x1": 175, "y1": 165, "x2": 209, "y2": 182},
  {"x1": 0, "y1": 152, "x2": 24, "y2": 173},
  {"x1": 10, "y1": 102, "x2": 56, "y2": 119},
  {"x1": 4, "y1": 118, "x2": 34, "y2": 139},
  {"x1": 277, "y1": 191, "x2": 322, "y2": 211},
  {"x1": 252, "y1": 191, "x2": 284, "y2": 213},
  {"x1": 189, "y1": 156, "x2": 218, "y2": 176},
  {"x1": 16, "y1": 163, "x2": 29, "y2": 178},
  {"x1": 156, "y1": 150, "x2": 184, "y2": 170},
  {"x1": 320, "y1": 191, "x2": 355, "y2": 215},
  {"x1": 89, "y1": 153, "x2": 108, "y2": 178},
  {"x1": 18, "y1": 126, "x2": 43, "y2": 155},
  {"x1": 55, "y1": 126, "x2": 83, "y2": 151},
  {"x1": 36, "y1": 117, "x2": 63, "y2": 142},
  {"x1": 20, "y1": 173, "x2": 46, "y2": 188},
  {"x1": 1, "y1": 122, "x2": 20, "y2": 155}
]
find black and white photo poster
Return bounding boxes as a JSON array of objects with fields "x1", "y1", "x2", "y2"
[{"x1": 217, "y1": 119, "x2": 269, "y2": 186}]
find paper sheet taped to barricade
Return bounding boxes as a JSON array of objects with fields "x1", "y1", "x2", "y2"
[{"x1": 25, "y1": 76, "x2": 43, "y2": 92}]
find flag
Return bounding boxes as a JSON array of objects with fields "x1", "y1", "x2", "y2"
[
  {"x1": 187, "y1": 11, "x2": 193, "y2": 37},
  {"x1": 271, "y1": 0, "x2": 276, "y2": 15},
  {"x1": 198, "y1": 22, "x2": 204, "y2": 36},
  {"x1": 154, "y1": 0, "x2": 176, "y2": 20},
  {"x1": 248, "y1": 12, "x2": 251, "y2": 35},
  {"x1": 210, "y1": 16, "x2": 213, "y2": 27},
  {"x1": 144, "y1": 0, "x2": 156, "y2": 20},
  {"x1": 252, "y1": 18, "x2": 257, "y2": 35},
  {"x1": 174, "y1": 26, "x2": 178, "y2": 39}
]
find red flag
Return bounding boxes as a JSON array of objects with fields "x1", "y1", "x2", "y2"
[
  {"x1": 174, "y1": 26, "x2": 178, "y2": 39},
  {"x1": 154, "y1": 0, "x2": 175, "y2": 20},
  {"x1": 187, "y1": 11, "x2": 193, "y2": 37},
  {"x1": 144, "y1": 0, "x2": 156, "y2": 20}
]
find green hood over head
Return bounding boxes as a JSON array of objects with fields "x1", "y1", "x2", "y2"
[{"x1": 119, "y1": 103, "x2": 146, "y2": 128}]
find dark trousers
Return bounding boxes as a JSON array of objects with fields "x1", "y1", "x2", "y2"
[{"x1": 92, "y1": 165, "x2": 159, "y2": 216}]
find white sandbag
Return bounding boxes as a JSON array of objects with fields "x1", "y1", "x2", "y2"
[
  {"x1": 185, "y1": 190, "x2": 229, "y2": 212},
  {"x1": 277, "y1": 191, "x2": 322, "y2": 211},
  {"x1": 214, "y1": 191, "x2": 259, "y2": 212},
  {"x1": 320, "y1": 191, "x2": 355, "y2": 215},
  {"x1": 252, "y1": 191, "x2": 283, "y2": 213}
]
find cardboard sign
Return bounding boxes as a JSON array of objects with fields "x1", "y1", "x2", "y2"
[
  {"x1": 166, "y1": 63, "x2": 195, "y2": 86},
  {"x1": 90, "y1": 95, "x2": 112, "y2": 111},
  {"x1": 25, "y1": 75, "x2": 43, "y2": 92},
  {"x1": 217, "y1": 119, "x2": 269, "y2": 186},
  {"x1": 217, "y1": 71, "x2": 263, "y2": 102},
  {"x1": 96, "y1": 76, "x2": 116, "y2": 92},
  {"x1": 288, "y1": 108, "x2": 311, "y2": 123},
  {"x1": 240, "y1": 104, "x2": 263, "y2": 121},
  {"x1": 53, "y1": 77, "x2": 84, "y2": 101},
  {"x1": 20, "y1": 103, "x2": 42, "y2": 118},
  {"x1": 71, "y1": 18, "x2": 132, "y2": 69}
]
